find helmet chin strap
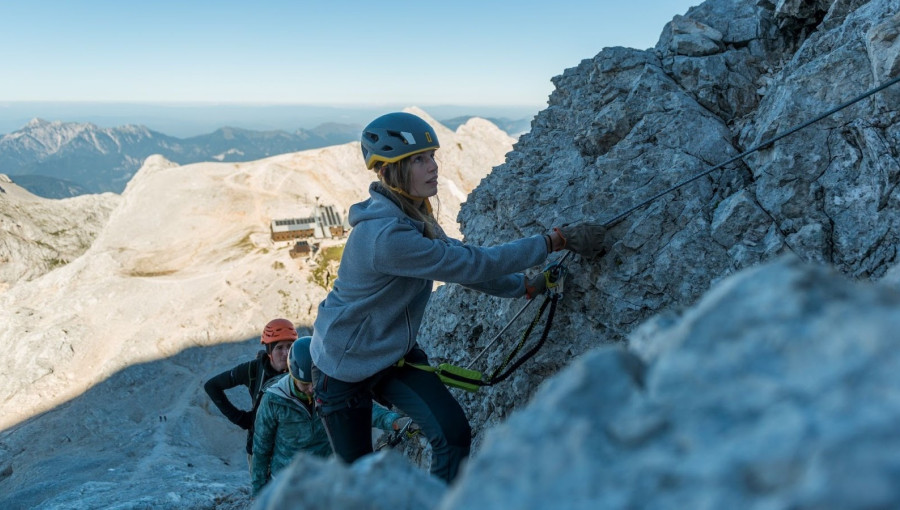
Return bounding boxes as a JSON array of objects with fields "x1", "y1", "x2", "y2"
[
  {"x1": 383, "y1": 182, "x2": 433, "y2": 216},
  {"x1": 290, "y1": 377, "x2": 312, "y2": 403}
]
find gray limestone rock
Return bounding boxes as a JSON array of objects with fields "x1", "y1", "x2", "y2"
[
  {"x1": 253, "y1": 450, "x2": 446, "y2": 510},
  {"x1": 421, "y1": 0, "x2": 900, "y2": 446},
  {"x1": 442, "y1": 256, "x2": 900, "y2": 509}
]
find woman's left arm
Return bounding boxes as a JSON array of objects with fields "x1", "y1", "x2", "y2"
[{"x1": 460, "y1": 273, "x2": 525, "y2": 298}]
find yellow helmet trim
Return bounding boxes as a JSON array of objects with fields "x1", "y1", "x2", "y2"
[{"x1": 366, "y1": 145, "x2": 439, "y2": 170}]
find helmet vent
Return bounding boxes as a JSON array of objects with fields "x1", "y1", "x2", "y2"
[{"x1": 386, "y1": 129, "x2": 412, "y2": 145}]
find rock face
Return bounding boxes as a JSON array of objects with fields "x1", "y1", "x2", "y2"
[
  {"x1": 439, "y1": 256, "x2": 900, "y2": 510},
  {"x1": 0, "y1": 175, "x2": 119, "y2": 291},
  {"x1": 254, "y1": 450, "x2": 447, "y2": 510},
  {"x1": 422, "y1": 0, "x2": 900, "y2": 438}
]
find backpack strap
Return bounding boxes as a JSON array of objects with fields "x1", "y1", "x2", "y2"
[{"x1": 249, "y1": 350, "x2": 268, "y2": 411}]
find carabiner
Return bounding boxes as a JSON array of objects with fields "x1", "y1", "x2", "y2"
[{"x1": 543, "y1": 261, "x2": 568, "y2": 298}]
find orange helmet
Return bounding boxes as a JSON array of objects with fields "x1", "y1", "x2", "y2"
[{"x1": 261, "y1": 318, "x2": 298, "y2": 345}]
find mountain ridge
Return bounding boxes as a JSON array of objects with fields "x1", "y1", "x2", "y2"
[
  {"x1": 0, "y1": 119, "x2": 363, "y2": 197},
  {"x1": 0, "y1": 115, "x2": 529, "y2": 199}
]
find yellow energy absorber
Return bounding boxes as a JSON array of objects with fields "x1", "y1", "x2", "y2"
[
  {"x1": 396, "y1": 359, "x2": 485, "y2": 393},
  {"x1": 434, "y1": 363, "x2": 484, "y2": 392}
]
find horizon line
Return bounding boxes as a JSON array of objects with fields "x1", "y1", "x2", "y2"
[{"x1": 0, "y1": 100, "x2": 545, "y2": 108}]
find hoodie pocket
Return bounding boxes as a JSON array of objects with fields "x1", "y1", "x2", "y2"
[{"x1": 344, "y1": 314, "x2": 373, "y2": 355}]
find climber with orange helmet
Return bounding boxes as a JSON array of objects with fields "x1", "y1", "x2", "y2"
[
  {"x1": 204, "y1": 318, "x2": 299, "y2": 470},
  {"x1": 309, "y1": 112, "x2": 606, "y2": 483}
]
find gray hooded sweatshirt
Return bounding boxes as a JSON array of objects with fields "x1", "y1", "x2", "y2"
[{"x1": 310, "y1": 183, "x2": 549, "y2": 383}]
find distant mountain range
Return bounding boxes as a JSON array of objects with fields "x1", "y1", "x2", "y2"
[
  {"x1": 0, "y1": 119, "x2": 363, "y2": 198},
  {"x1": 0, "y1": 116, "x2": 530, "y2": 199}
]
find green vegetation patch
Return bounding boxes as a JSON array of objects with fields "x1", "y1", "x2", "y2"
[{"x1": 311, "y1": 244, "x2": 345, "y2": 290}]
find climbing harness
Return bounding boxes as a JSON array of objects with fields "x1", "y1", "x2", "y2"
[{"x1": 407, "y1": 75, "x2": 900, "y2": 392}]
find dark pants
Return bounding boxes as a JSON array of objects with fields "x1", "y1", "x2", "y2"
[{"x1": 312, "y1": 348, "x2": 471, "y2": 483}]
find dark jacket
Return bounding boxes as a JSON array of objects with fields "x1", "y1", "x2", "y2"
[
  {"x1": 204, "y1": 350, "x2": 284, "y2": 454},
  {"x1": 251, "y1": 374, "x2": 401, "y2": 495}
]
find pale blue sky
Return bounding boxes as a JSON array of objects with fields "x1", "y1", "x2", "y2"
[{"x1": 1, "y1": 0, "x2": 699, "y2": 108}]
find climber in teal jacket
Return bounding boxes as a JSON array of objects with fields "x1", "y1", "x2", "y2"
[{"x1": 251, "y1": 337, "x2": 412, "y2": 496}]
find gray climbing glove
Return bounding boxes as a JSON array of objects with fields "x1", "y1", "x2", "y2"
[
  {"x1": 555, "y1": 223, "x2": 608, "y2": 258},
  {"x1": 525, "y1": 273, "x2": 547, "y2": 299}
]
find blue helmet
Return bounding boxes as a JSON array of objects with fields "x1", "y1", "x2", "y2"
[
  {"x1": 288, "y1": 336, "x2": 313, "y2": 383},
  {"x1": 360, "y1": 112, "x2": 440, "y2": 169}
]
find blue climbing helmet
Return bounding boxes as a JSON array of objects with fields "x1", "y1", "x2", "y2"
[
  {"x1": 360, "y1": 112, "x2": 440, "y2": 169},
  {"x1": 288, "y1": 336, "x2": 313, "y2": 383}
]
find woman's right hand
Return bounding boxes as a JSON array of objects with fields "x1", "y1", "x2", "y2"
[{"x1": 525, "y1": 273, "x2": 547, "y2": 299}]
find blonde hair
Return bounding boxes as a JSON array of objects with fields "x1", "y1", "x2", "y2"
[{"x1": 375, "y1": 157, "x2": 441, "y2": 239}]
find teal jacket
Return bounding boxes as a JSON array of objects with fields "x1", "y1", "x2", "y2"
[
  {"x1": 311, "y1": 183, "x2": 549, "y2": 382},
  {"x1": 250, "y1": 374, "x2": 400, "y2": 495}
]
